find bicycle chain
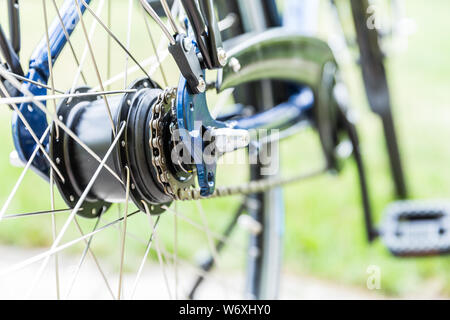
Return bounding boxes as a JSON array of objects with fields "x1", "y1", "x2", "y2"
[
  {"x1": 150, "y1": 88, "x2": 327, "y2": 202},
  {"x1": 149, "y1": 87, "x2": 195, "y2": 200}
]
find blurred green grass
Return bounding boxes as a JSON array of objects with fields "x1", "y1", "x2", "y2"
[{"x1": 1, "y1": 0, "x2": 450, "y2": 296}]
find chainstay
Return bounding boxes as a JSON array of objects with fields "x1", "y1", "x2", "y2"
[{"x1": 151, "y1": 88, "x2": 328, "y2": 202}]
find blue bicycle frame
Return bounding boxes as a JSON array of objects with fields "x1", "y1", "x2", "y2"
[
  {"x1": 12, "y1": 0, "x2": 315, "y2": 180},
  {"x1": 12, "y1": 0, "x2": 90, "y2": 178}
]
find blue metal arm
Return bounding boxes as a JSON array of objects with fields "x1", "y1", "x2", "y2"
[{"x1": 231, "y1": 87, "x2": 314, "y2": 131}]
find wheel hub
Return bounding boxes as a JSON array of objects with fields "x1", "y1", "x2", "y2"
[{"x1": 50, "y1": 78, "x2": 194, "y2": 217}]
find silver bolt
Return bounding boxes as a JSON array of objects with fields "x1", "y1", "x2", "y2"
[
  {"x1": 210, "y1": 127, "x2": 250, "y2": 153},
  {"x1": 182, "y1": 37, "x2": 193, "y2": 52},
  {"x1": 229, "y1": 57, "x2": 241, "y2": 73},
  {"x1": 196, "y1": 78, "x2": 206, "y2": 93},
  {"x1": 217, "y1": 48, "x2": 228, "y2": 67}
]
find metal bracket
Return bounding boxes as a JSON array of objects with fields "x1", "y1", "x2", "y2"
[
  {"x1": 169, "y1": 34, "x2": 205, "y2": 94},
  {"x1": 181, "y1": 0, "x2": 225, "y2": 70},
  {"x1": 176, "y1": 72, "x2": 227, "y2": 196}
]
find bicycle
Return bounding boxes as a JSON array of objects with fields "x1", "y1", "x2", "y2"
[{"x1": 0, "y1": 0, "x2": 435, "y2": 300}]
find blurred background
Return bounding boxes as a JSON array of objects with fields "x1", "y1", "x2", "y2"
[{"x1": 0, "y1": 0, "x2": 450, "y2": 299}]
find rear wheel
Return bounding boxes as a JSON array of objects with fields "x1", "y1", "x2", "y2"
[{"x1": 0, "y1": 0, "x2": 296, "y2": 299}]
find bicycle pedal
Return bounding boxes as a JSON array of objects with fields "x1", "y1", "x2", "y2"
[{"x1": 381, "y1": 201, "x2": 450, "y2": 257}]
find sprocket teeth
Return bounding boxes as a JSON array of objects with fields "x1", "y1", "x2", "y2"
[{"x1": 149, "y1": 88, "x2": 195, "y2": 200}]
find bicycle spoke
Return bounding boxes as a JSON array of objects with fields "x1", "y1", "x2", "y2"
[
  {"x1": 106, "y1": 0, "x2": 112, "y2": 91},
  {"x1": 188, "y1": 201, "x2": 246, "y2": 299},
  {"x1": 140, "y1": 4, "x2": 168, "y2": 87},
  {"x1": 0, "y1": 126, "x2": 51, "y2": 221},
  {"x1": 1, "y1": 71, "x2": 65, "y2": 94},
  {"x1": 65, "y1": 215, "x2": 115, "y2": 300},
  {"x1": 160, "y1": 0, "x2": 181, "y2": 35},
  {"x1": 118, "y1": 167, "x2": 131, "y2": 300},
  {"x1": 80, "y1": 0, "x2": 151, "y2": 80},
  {"x1": 26, "y1": 122, "x2": 126, "y2": 296},
  {"x1": 2, "y1": 208, "x2": 72, "y2": 220},
  {"x1": 156, "y1": 240, "x2": 241, "y2": 298},
  {"x1": 162, "y1": 205, "x2": 245, "y2": 251},
  {"x1": 174, "y1": 202, "x2": 179, "y2": 299},
  {"x1": 139, "y1": 0, "x2": 175, "y2": 45},
  {"x1": 51, "y1": 0, "x2": 88, "y2": 85},
  {"x1": 0, "y1": 210, "x2": 140, "y2": 277},
  {"x1": 42, "y1": 0, "x2": 60, "y2": 138},
  {"x1": 196, "y1": 203, "x2": 220, "y2": 259},
  {"x1": 168, "y1": 252, "x2": 241, "y2": 297},
  {"x1": 65, "y1": 217, "x2": 100, "y2": 299},
  {"x1": 123, "y1": 0, "x2": 133, "y2": 89},
  {"x1": 143, "y1": 202, "x2": 172, "y2": 299},
  {"x1": 130, "y1": 215, "x2": 161, "y2": 299},
  {"x1": 74, "y1": 0, "x2": 116, "y2": 136},
  {"x1": 0, "y1": 89, "x2": 137, "y2": 105},
  {"x1": 107, "y1": 214, "x2": 239, "y2": 298},
  {"x1": 93, "y1": 49, "x2": 169, "y2": 91},
  {"x1": 195, "y1": 201, "x2": 229, "y2": 297},
  {"x1": 68, "y1": 0, "x2": 105, "y2": 99},
  {"x1": 49, "y1": 169, "x2": 61, "y2": 300}
]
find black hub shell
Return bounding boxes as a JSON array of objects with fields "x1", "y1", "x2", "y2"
[
  {"x1": 50, "y1": 87, "x2": 111, "y2": 218},
  {"x1": 50, "y1": 78, "x2": 172, "y2": 218},
  {"x1": 114, "y1": 79, "x2": 172, "y2": 213}
]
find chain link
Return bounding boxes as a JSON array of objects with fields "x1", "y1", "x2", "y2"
[{"x1": 149, "y1": 87, "x2": 195, "y2": 200}]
